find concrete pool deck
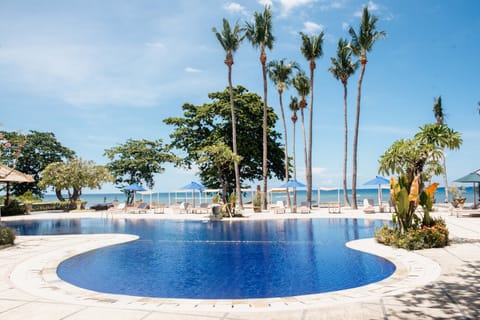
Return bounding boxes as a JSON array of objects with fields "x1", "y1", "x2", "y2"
[{"x1": 0, "y1": 207, "x2": 479, "y2": 319}]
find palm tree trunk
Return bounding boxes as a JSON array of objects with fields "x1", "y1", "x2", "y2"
[
  {"x1": 292, "y1": 120, "x2": 297, "y2": 212},
  {"x1": 352, "y1": 61, "x2": 366, "y2": 210},
  {"x1": 228, "y1": 64, "x2": 243, "y2": 209},
  {"x1": 301, "y1": 107, "x2": 307, "y2": 203},
  {"x1": 261, "y1": 51, "x2": 268, "y2": 210},
  {"x1": 343, "y1": 82, "x2": 351, "y2": 207},
  {"x1": 442, "y1": 155, "x2": 449, "y2": 202},
  {"x1": 307, "y1": 68, "x2": 314, "y2": 207},
  {"x1": 278, "y1": 91, "x2": 291, "y2": 210}
]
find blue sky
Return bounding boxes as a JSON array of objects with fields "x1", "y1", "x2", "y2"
[{"x1": 1, "y1": 0, "x2": 479, "y2": 193}]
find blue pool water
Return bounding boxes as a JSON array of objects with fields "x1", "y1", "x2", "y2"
[{"x1": 6, "y1": 218, "x2": 395, "y2": 299}]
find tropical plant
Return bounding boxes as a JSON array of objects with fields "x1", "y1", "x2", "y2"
[
  {"x1": 267, "y1": 59, "x2": 299, "y2": 209},
  {"x1": 288, "y1": 96, "x2": 299, "y2": 210},
  {"x1": 245, "y1": 5, "x2": 275, "y2": 209},
  {"x1": 415, "y1": 122, "x2": 462, "y2": 202},
  {"x1": 299, "y1": 31, "x2": 324, "y2": 207},
  {"x1": 212, "y1": 18, "x2": 245, "y2": 209},
  {"x1": 329, "y1": 38, "x2": 358, "y2": 207},
  {"x1": 348, "y1": 6, "x2": 386, "y2": 209},
  {"x1": 39, "y1": 158, "x2": 113, "y2": 203}
]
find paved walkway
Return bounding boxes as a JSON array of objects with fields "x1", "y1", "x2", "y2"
[{"x1": 0, "y1": 208, "x2": 479, "y2": 319}]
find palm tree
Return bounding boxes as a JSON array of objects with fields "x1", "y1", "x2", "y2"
[
  {"x1": 300, "y1": 31, "x2": 324, "y2": 207},
  {"x1": 415, "y1": 123, "x2": 463, "y2": 201},
  {"x1": 329, "y1": 38, "x2": 358, "y2": 207},
  {"x1": 267, "y1": 59, "x2": 299, "y2": 210},
  {"x1": 431, "y1": 96, "x2": 449, "y2": 202},
  {"x1": 289, "y1": 96, "x2": 299, "y2": 211},
  {"x1": 245, "y1": 5, "x2": 275, "y2": 210},
  {"x1": 292, "y1": 70, "x2": 310, "y2": 196},
  {"x1": 348, "y1": 7, "x2": 386, "y2": 209},
  {"x1": 212, "y1": 18, "x2": 244, "y2": 209}
]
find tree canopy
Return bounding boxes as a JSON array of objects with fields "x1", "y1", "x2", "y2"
[
  {"x1": 104, "y1": 138, "x2": 176, "y2": 191},
  {"x1": 164, "y1": 86, "x2": 286, "y2": 192},
  {"x1": 0, "y1": 130, "x2": 75, "y2": 197},
  {"x1": 39, "y1": 158, "x2": 113, "y2": 202}
]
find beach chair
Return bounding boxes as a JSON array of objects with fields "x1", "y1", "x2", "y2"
[
  {"x1": 299, "y1": 201, "x2": 310, "y2": 214},
  {"x1": 178, "y1": 202, "x2": 190, "y2": 214},
  {"x1": 273, "y1": 200, "x2": 286, "y2": 214},
  {"x1": 363, "y1": 199, "x2": 375, "y2": 214},
  {"x1": 129, "y1": 202, "x2": 149, "y2": 214},
  {"x1": 154, "y1": 203, "x2": 165, "y2": 214},
  {"x1": 197, "y1": 202, "x2": 210, "y2": 214}
]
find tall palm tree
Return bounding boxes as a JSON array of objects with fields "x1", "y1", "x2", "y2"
[
  {"x1": 431, "y1": 96, "x2": 450, "y2": 202},
  {"x1": 267, "y1": 59, "x2": 299, "y2": 210},
  {"x1": 289, "y1": 96, "x2": 299, "y2": 210},
  {"x1": 348, "y1": 7, "x2": 386, "y2": 209},
  {"x1": 212, "y1": 18, "x2": 245, "y2": 209},
  {"x1": 292, "y1": 70, "x2": 310, "y2": 196},
  {"x1": 245, "y1": 5, "x2": 275, "y2": 210},
  {"x1": 300, "y1": 31, "x2": 324, "y2": 207},
  {"x1": 329, "y1": 38, "x2": 358, "y2": 207}
]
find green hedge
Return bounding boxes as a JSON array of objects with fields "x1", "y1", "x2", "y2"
[
  {"x1": 375, "y1": 218, "x2": 449, "y2": 250},
  {"x1": 0, "y1": 224, "x2": 16, "y2": 245},
  {"x1": 1, "y1": 200, "x2": 87, "y2": 216}
]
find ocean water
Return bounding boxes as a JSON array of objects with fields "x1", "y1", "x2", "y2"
[{"x1": 42, "y1": 186, "x2": 477, "y2": 208}]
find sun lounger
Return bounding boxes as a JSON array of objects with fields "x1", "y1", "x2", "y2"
[
  {"x1": 196, "y1": 202, "x2": 210, "y2": 214},
  {"x1": 272, "y1": 200, "x2": 286, "y2": 214},
  {"x1": 363, "y1": 199, "x2": 375, "y2": 214},
  {"x1": 299, "y1": 201, "x2": 310, "y2": 214},
  {"x1": 328, "y1": 202, "x2": 341, "y2": 214},
  {"x1": 129, "y1": 202, "x2": 149, "y2": 214}
]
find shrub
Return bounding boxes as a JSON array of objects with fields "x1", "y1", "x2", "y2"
[
  {"x1": 1, "y1": 199, "x2": 24, "y2": 216},
  {"x1": 375, "y1": 218, "x2": 448, "y2": 250},
  {"x1": 0, "y1": 224, "x2": 16, "y2": 245}
]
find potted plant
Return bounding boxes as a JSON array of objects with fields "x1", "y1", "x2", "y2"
[
  {"x1": 211, "y1": 194, "x2": 221, "y2": 217},
  {"x1": 18, "y1": 191, "x2": 40, "y2": 215}
]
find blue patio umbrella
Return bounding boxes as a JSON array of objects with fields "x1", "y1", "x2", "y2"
[
  {"x1": 121, "y1": 183, "x2": 147, "y2": 204},
  {"x1": 454, "y1": 169, "x2": 480, "y2": 208},
  {"x1": 279, "y1": 179, "x2": 306, "y2": 188},
  {"x1": 363, "y1": 176, "x2": 390, "y2": 206},
  {"x1": 180, "y1": 181, "x2": 205, "y2": 207}
]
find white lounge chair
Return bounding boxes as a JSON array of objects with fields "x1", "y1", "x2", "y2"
[
  {"x1": 273, "y1": 200, "x2": 286, "y2": 214},
  {"x1": 363, "y1": 199, "x2": 375, "y2": 213}
]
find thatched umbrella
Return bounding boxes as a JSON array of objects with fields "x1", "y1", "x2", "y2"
[{"x1": 0, "y1": 164, "x2": 35, "y2": 219}]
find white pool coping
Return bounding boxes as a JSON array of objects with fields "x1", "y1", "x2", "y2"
[{"x1": 4, "y1": 210, "x2": 441, "y2": 313}]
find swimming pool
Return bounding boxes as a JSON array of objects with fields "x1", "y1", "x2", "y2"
[{"x1": 6, "y1": 218, "x2": 395, "y2": 299}]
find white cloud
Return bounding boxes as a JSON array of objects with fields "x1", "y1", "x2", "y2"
[
  {"x1": 302, "y1": 21, "x2": 325, "y2": 34},
  {"x1": 278, "y1": 0, "x2": 315, "y2": 16},
  {"x1": 341, "y1": 22, "x2": 349, "y2": 30},
  {"x1": 223, "y1": 2, "x2": 247, "y2": 15},
  {"x1": 184, "y1": 67, "x2": 202, "y2": 73},
  {"x1": 145, "y1": 42, "x2": 166, "y2": 49}
]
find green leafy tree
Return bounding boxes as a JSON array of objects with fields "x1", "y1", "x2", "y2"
[
  {"x1": 0, "y1": 130, "x2": 75, "y2": 199},
  {"x1": 245, "y1": 5, "x2": 275, "y2": 209},
  {"x1": 349, "y1": 6, "x2": 386, "y2": 209},
  {"x1": 213, "y1": 18, "x2": 245, "y2": 209},
  {"x1": 164, "y1": 86, "x2": 285, "y2": 194},
  {"x1": 300, "y1": 31, "x2": 324, "y2": 207},
  {"x1": 104, "y1": 139, "x2": 176, "y2": 203},
  {"x1": 39, "y1": 158, "x2": 113, "y2": 202},
  {"x1": 329, "y1": 38, "x2": 358, "y2": 207},
  {"x1": 267, "y1": 59, "x2": 299, "y2": 209},
  {"x1": 197, "y1": 142, "x2": 240, "y2": 204}
]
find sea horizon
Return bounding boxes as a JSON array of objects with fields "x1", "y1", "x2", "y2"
[{"x1": 41, "y1": 186, "x2": 478, "y2": 208}]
